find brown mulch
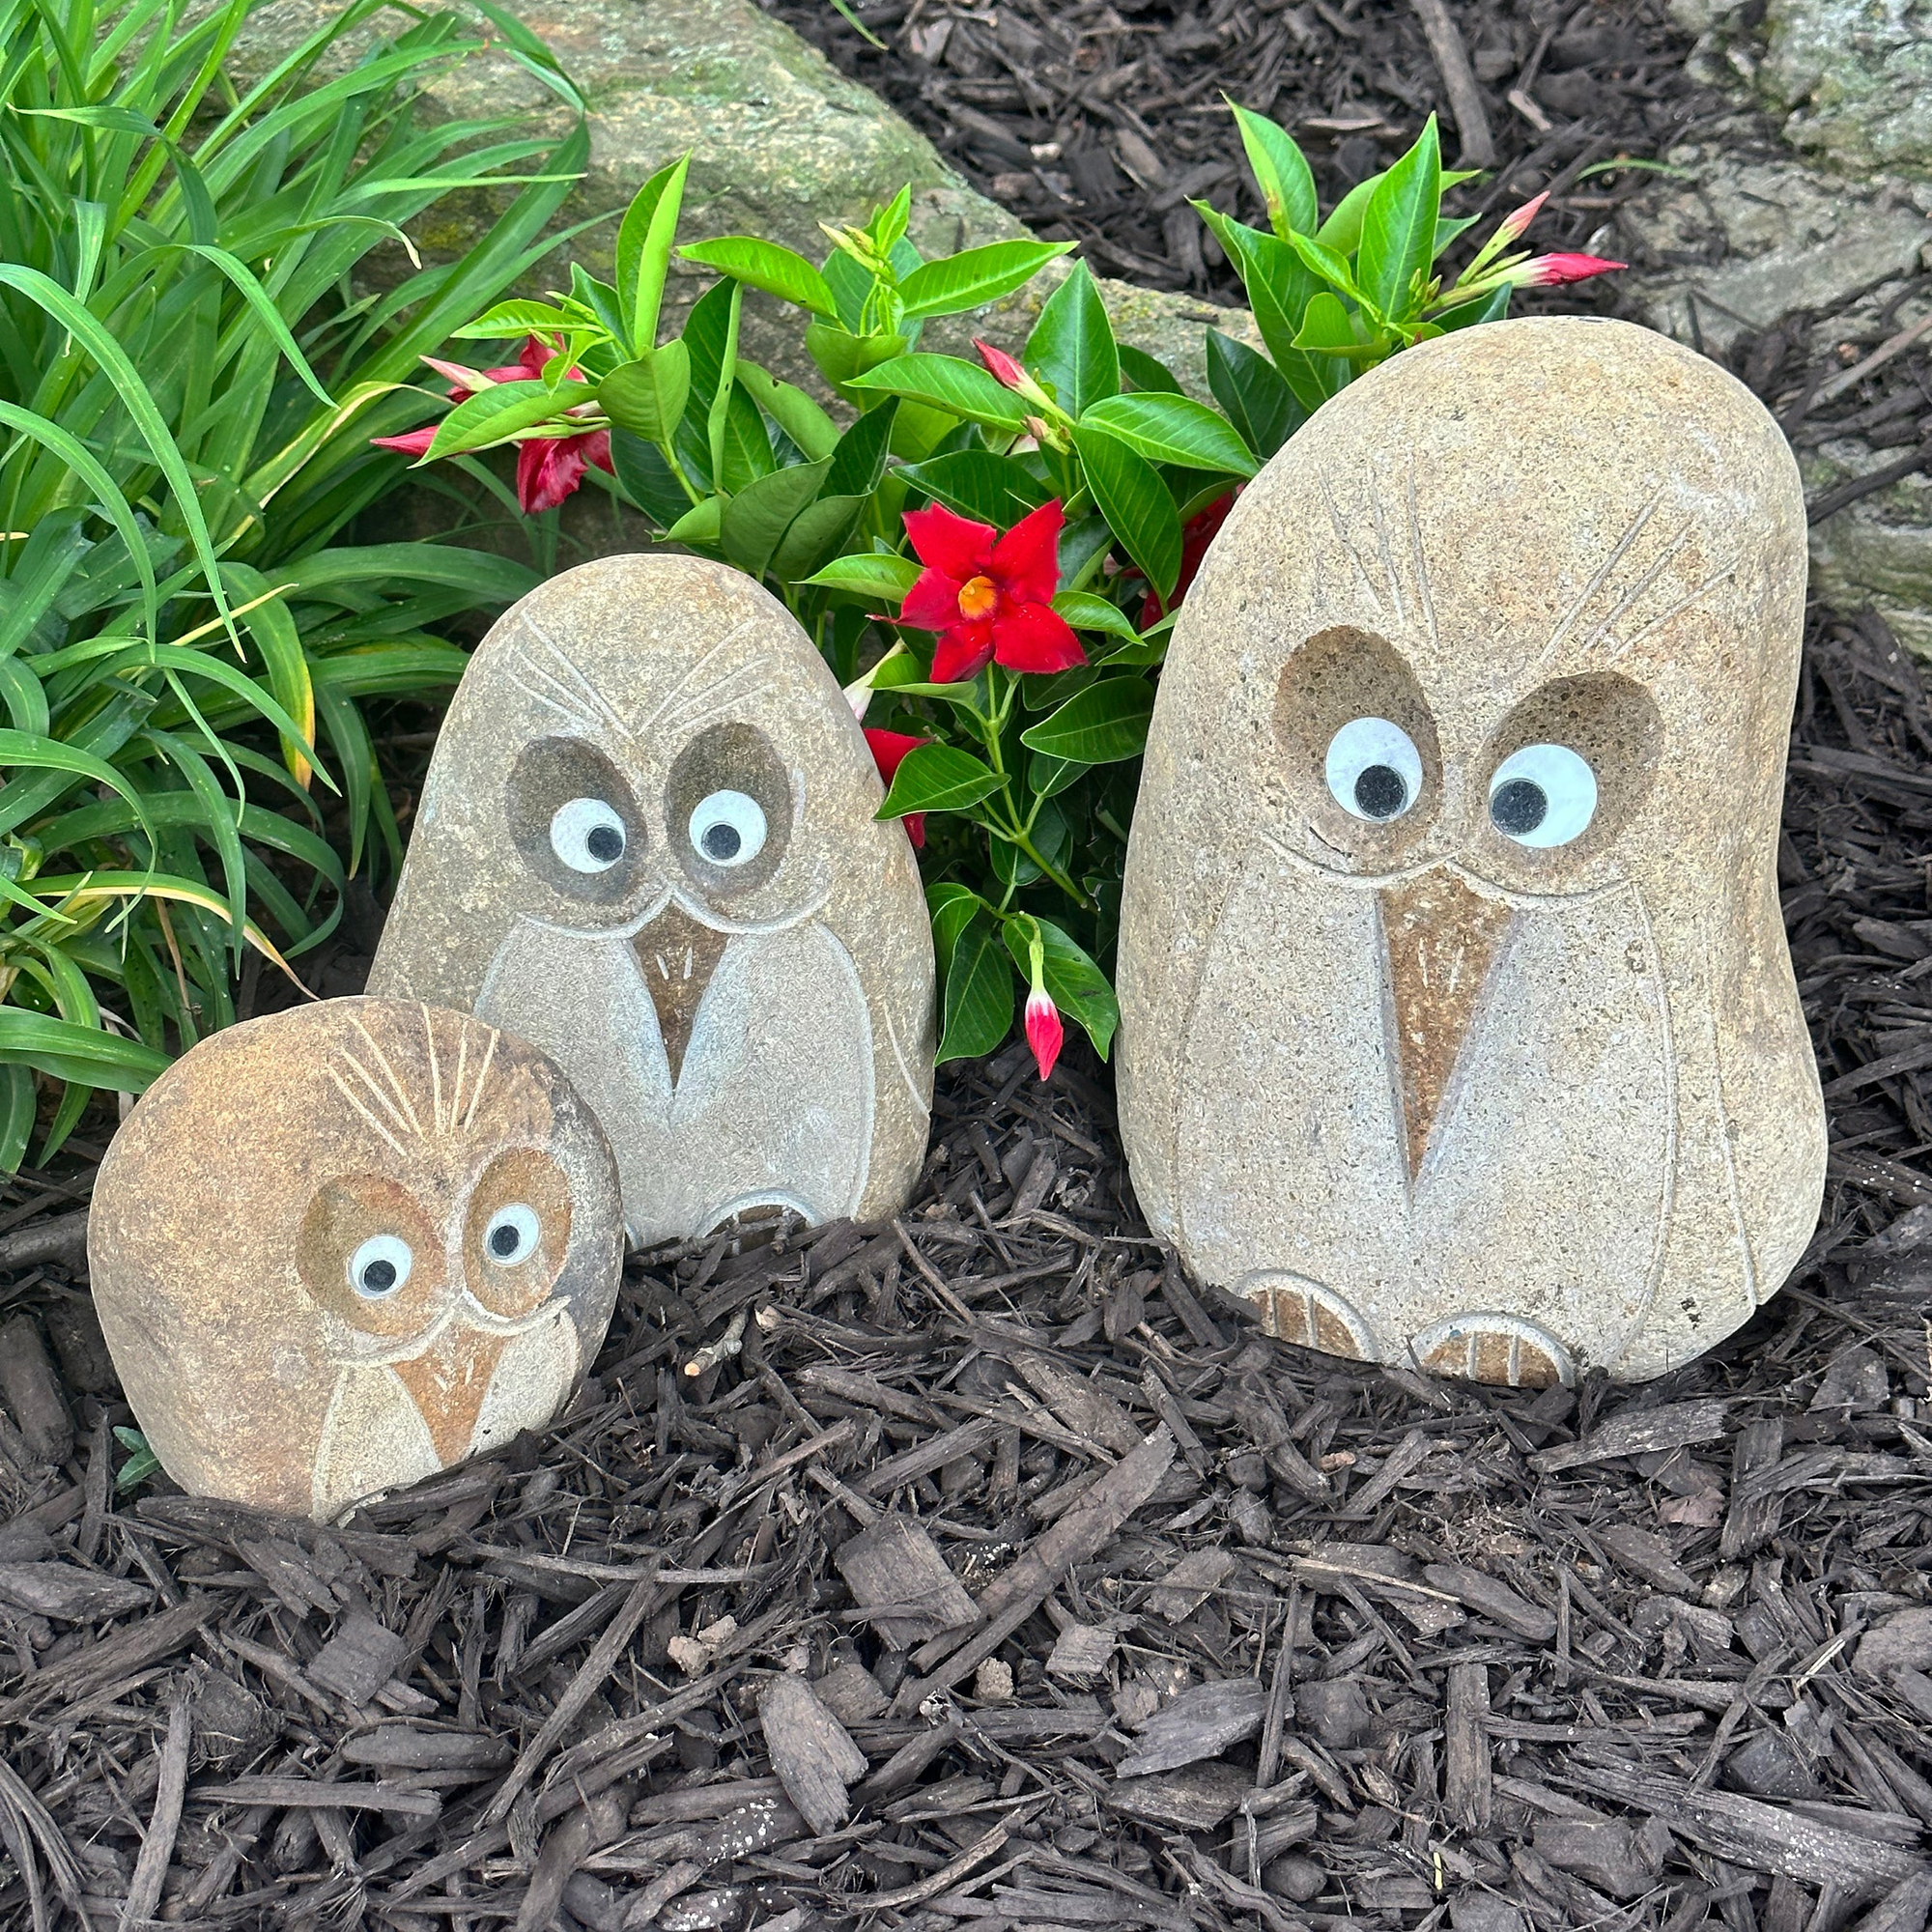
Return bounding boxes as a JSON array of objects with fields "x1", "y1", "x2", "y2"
[
  {"x1": 767, "y1": 0, "x2": 1724, "y2": 303},
  {"x1": 1, "y1": 608, "x2": 1931, "y2": 1928}
]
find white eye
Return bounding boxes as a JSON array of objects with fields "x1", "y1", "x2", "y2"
[
  {"x1": 688, "y1": 789, "x2": 767, "y2": 868},
  {"x1": 550, "y1": 797, "x2": 626, "y2": 873},
  {"x1": 348, "y1": 1235, "x2": 412, "y2": 1299},
  {"x1": 1324, "y1": 717, "x2": 1423, "y2": 822},
  {"x1": 482, "y1": 1204, "x2": 540, "y2": 1265},
  {"x1": 1490, "y1": 743, "x2": 1598, "y2": 848}
]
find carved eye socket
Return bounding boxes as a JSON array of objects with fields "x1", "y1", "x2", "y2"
[
  {"x1": 1325, "y1": 717, "x2": 1423, "y2": 822},
  {"x1": 688, "y1": 790, "x2": 768, "y2": 868},
  {"x1": 1490, "y1": 743, "x2": 1598, "y2": 848},
  {"x1": 550, "y1": 798, "x2": 626, "y2": 873},
  {"x1": 483, "y1": 1204, "x2": 540, "y2": 1265},
  {"x1": 348, "y1": 1234, "x2": 412, "y2": 1299}
]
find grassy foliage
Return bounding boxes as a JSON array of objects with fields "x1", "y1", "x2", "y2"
[{"x1": 0, "y1": 0, "x2": 587, "y2": 1163}]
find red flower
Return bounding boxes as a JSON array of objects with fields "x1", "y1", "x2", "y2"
[
  {"x1": 899, "y1": 500, "x2": 1085, "y2": 685},
  {"x1": 1494, "y1": 190, "x2": 1548, "y2": 245},
  {"x1": 1140, "y1": 491, "x2": 1236, "y2": 627},
  {"x1": 1514, "y1": 252, "x2": 1626, "y2": 288},
  {"x1": 372, "y1": 335, "x2": 612, "y2": 516},
  {"x1": 864, "y1": 727, "x2": 929, "y2": 847},
  {"x1": 1024, "y1": 986, "x2": 1064, "y2": 1082}
]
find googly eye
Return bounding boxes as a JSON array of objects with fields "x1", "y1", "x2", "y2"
[
  {"x1": 688, "y1": 789, "x2": 768, "y2": 868},
  {"x1": 1324, "y1": 718, "x2": 1424, "y2": 823},
  {"x1": 550, "y1": 798, "x2": 626, "y2": 874},
  {"x1": 482, "y1": 1204, "x2": 540, "y2": 1265},
  {"x1": 1490, "y1": 743, "x2": 1598, "y2": 848},
  {"x1": 348, "y1": 1234, "x2": 412, "y2": 1299}
]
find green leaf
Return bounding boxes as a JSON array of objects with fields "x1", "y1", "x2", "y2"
[
  {"x1": 1025, "y1": 261, "x2": 1118, "y2": 417},
  {"x1": 1079, "y1": 394, "x2": 1258, "y2": 476},
  {"x1": 678, "y1": 236, "x2": 838, "y2": 318},
  {"x1": 770, "y1": 493, "x2": 865, "y2": 582},
  {"x1": 1070, "y1": 424, "x2": 1181, "y2": 601},
  {"x1": 720, "y1": 460, "x2": 831, "y2": 578},
  {"x1": 1356, "y1": 115, "x2": 1440, "y2": 323},
  {"x1": 598, "y1": 342, "x2": 691, "y2": 444},
  {"x1": 1316, "y1": 175, "x2": 1379, "y2": 253},
  {"x1": 804, "y1": 552, "x2": 923, "y2": 601},
  {"x1": 845, "y1": 355, "x2": 1029, "y2": 431},
  {"x1": 453, "y1": 298, "x2": 582, "y2": 338},
  {"x1": 806, "y1": 322, "x2": 910, "y2": 391},
  {"x1": 824, "y1": 397, "x2": 897, "y2": 497},
  {"x1": 1051, "y1": 591, "x2": 1143, "y2": 643},
  {"x1": 1230, "y1": 103, "x2": 1319, "y2": 239},
  {"x1": 897, "y1": 450, "x2": 1049, "y2": 527},
  {"x1": 1191, "y1": 207, "x2": 1340, "y2": 412},
  {"x1": 927, "y1": 881, "x2": 982, "y2": 978},
  {"x1": 1007, "y1": 916, "x2": 1120, "y2": 1059},
  {"x1": 896, "y1": 240, "x2": 1072, "y2": 319},
  {"x1": 1028, "y1": 750, "x2": 1091, "y2": 801},
  {"x1": 1293, "y1": 291, "x2": 1370, "y2": 355},
  {"x1": 667, "y1": 497, "x2": 724, "y2": 545},
  {"x1": 617, "y1": 156, "x2": 692, "y2": 349},
  {"x1": 1019, "y1": 677, "x2": 1155, "y2": 764},
  {"x1": 876, "y1": 743, "x2": 1005, "y2": 818},
  {"x1": 1116, "y1": 344, "x2": 1184, "y2": 395},
  {"x1": 1206, "y1": 327, "x2": 1302, "y2": 461},
  {"x1": 937, "y1": 912, "x2": 1016, "y2": 1064},
  {"x1": 737, "y1": 361, "x2": 839, "y2": 461},
  {"x1": 1285, "y1": 231, "x2": 1365, "y2": 305},
  {"x1": 425, "y1": 379, "x2": 595, "y2": 460},
  {"x1": 1432, "y1": 281, "x2": 1513, "y2": 331}
]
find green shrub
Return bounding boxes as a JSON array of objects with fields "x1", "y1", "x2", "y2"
[
  {"x1": 0, "y1": 0, "x2": 589, "y2": 1161},
  {"x1": 390, "y1": 106, "x2": 1619, "y2": 1074}
]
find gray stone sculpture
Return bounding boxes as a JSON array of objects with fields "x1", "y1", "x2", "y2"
[
  {"x1": 369, "y1": 554, "x2": 935, "y2": 1245},
  {"x1": 1117, "y1": 316, "x2": 1827, "y2": 1386},
  {"x1": 91, "y1": 999, "x2": 624, "y2": 1521}
]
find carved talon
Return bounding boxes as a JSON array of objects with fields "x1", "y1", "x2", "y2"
[
  {"x1": 1237, "y1": 1271, "x2": 1381, "y2": 1362},
  {"x1": 1410, "y1": 1313, "x2": 1574, "y2": 1388}
]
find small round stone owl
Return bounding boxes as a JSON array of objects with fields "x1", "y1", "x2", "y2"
[{"x1": 90, "y1": 998, "x2": 623, "y2": 1520}]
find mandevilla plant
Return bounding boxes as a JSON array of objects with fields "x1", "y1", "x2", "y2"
[{"x1": 384, "y1": 104, "x2": 1619, "y2": 1077}]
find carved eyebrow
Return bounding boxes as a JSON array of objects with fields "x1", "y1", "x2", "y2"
[
  {"x1": 639, "y1": 617, "x2": 760, "y2": 735},
  {"x1": 507, "y1": 619, "x2": 631, "y2": 740}
]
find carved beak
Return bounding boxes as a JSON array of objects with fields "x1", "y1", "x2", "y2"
[
  {"x1": 633, "y1": 899, "x2": 728, "y2": 1087},
  {"x1": 394, "y1": 1326, "x2": 504, "y2": 1466},
  {"x1": 1378, "y1": 871, "x2": 1513, "y2": 1184}
]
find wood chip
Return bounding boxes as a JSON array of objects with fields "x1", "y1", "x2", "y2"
[{"x1": 757, "y1": 1674, "x2": 868, "y2": 1835}]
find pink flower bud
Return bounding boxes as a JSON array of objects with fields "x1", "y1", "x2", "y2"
[
  {"x1": 1519, "y1": 251, "x2": 1626, "y2": 288},
  {"x1": 1496, "y1": 190, "x2": 1548, "y2": 243},
  {"x1": 974, "y1": 338, "x2": 1033, "y2": 393},
  {"x1": 1024, "y1": 986, "x2": 1064, "y2": 1082}
]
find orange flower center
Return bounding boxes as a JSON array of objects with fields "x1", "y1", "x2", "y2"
[{"x1": 956, "y1": 574, "x2": 999, "y2": 621}]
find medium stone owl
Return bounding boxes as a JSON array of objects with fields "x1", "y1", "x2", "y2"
[
  {"x1": 90, "y1": 998, "x2": 623, "y2": 1520},
  {"x1": 1118, "y1": 317, "x2": 1826, "y2": 1387},
  {"x1": 367, "y1": 555, "x2": 935, "y2": 1246}
]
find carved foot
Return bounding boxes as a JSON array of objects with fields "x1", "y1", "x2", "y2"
[
  {"x1": 1409, "y1": 1313, "x2": 1574, "y2": 1388},
  {"x1": 1236, "y1": 1271, "x2": 1381, "y2": 1363}
]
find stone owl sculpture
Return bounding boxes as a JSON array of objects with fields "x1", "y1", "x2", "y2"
[
  {"x1": 367, "y1": 554, "x2": 935, "y2": 1246},
  {"x1": 90, "y1": 998, "x2": 623, "y2": 1520},
  {"x1": 1117, "y1": 316, "x2": 1826, "y2": 1387}
]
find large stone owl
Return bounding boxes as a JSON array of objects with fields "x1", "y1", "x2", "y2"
[
  {"x1": 90, "y1": 998, "x2": 623, "y2": 1520},
  {"x1": 367, "y1": 555, "x2": 935, "y2": 1246},
  {"x1": 1117, "y1": 317, "x2": 1826, "y2": 1387}
]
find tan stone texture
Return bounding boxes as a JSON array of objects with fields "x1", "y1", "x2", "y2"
[
  {"x1": 90, "y1": 999, "x2": 624, "y2": 1520},
  {"x1": 368, "y1": 555, "x2": 935, "y2": 1245},
  {"x1": 1117, "y1": 316, "x2": 1827, "y2": 1385}
]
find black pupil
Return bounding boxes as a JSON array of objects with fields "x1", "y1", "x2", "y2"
[
  {"x1": 361, "y1": 1258, "x2": 396, "y2": 1293},
  {"x1": 1353, "y1": 764, "x2": 1407, "y2": 820},
  {"x1": 701, "y1": 821, "x2": 741, "y2": 862},
  {"x1": 585, "y1": 822, "x2": 623, "y2": 863},
  {"x1": 1492, "y1": 779, "x2": 1548, "y2": 837},
  {"x1": 490, "y1": 1222, "x2": 522, "y2": 1258}
]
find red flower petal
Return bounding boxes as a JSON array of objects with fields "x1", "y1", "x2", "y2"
[
  {"x1": 517, "y1": 335, "x2": 555, "y2": 378},
  {"x1": 582, "y1": 429, "x2": 614, "y2": 475},
  {"x1": 991, "y1": 602, "x2": 1085, "y2": 675},
  {"x1": 863, "y1": 727, "x2": 927, "y2": 782},
  {"x1": 516, "y1": 436, "x2": 592, "y2": 515},
  {"x1": 419, "y1": 354, "x2": 497, "y2": 399},
  {"x1": 900, "y1": 564, "x2": 968, "y2": 631},
  {"x1": 904, "y1": 811, "x2": 926, "y2": 848},
  {"x1": 973, "y1": 337, "x2": 1031, "y2": 393},
  {"x1": 1025, "y1": 987, "x2": 1064, "y2": 1081},
  {"x1": 990, "y1": 498, "x2": 1065, "y2": 607},
  {"x1": 904, "y1": 502, "x2": 996, "y2": 580},
  {"x1": 1141, "y1": 491, "x2": 1236, "y2": 624},
  {"x1": 930, "y1": 620, "x2": 996, "y2": 685},
  {"x1": 1520, "y1": 251, "x2": 1626, "y2": 287},
  {"x1": 371, "y1": 426, "x2": 439, "y2": 458}
]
